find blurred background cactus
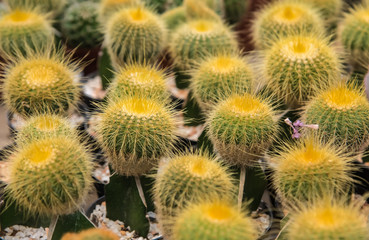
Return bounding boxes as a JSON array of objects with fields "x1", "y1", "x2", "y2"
[{"x1": 5, "y1": 0, "x2": 66, "y2": 15}]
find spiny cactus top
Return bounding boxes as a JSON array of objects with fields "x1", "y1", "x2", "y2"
[
  {"x1": 62, "y1": 228, "x2": 120, "y2": 240},
  {"x1": 0, "y1": 8, "x2": 53, "y2": 56},
  {"x1": 2, "y1": 49, "x2": 81, "y2": 116},
  {"x1": 302, "y1": 83, "x2": 369, "y2": 155},
  {"x1": 99, "y1": 0, "x2": 140, "y2": 23},
  {"x1": 170, "y1": 19, "x2": 238, "y2": 70},
  {"x1": 208, "y1": 93, "x2": 279, "y2": 166},
  {"x1": 271, "y1": 136, "x2": 353, "y2": 205},
  {"x1": 173, "y1": 200, "x2": 257, "y2": 240},
  {"x1": 96, "y1": 96, "x2": 177, "y2": 176},
  {"x1": 6, "y1": 0, "x2": 66, "y2": 15},
  {"x1": 262, "y1": 34, "x2": 341, "y2": 108},
  {"x1": 191, "y1": 53, "x2": 254, "y2": 110},
  {"x1": 252, "y1": 1, "x2": 324, "y2": 49},
  {"x1": 105, "y1": 6, "x2": 167, "y2": 65},
  {"x1": 5, "y1": 136, "x2": 92, "y2": 217},
  {"x1": 287, "y1": 198, "x2": 369, "y2": 240}
]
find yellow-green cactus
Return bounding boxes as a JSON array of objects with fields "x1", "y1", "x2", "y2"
[
  {"x1": 99, "y1": 0, "x2": 140, "y2": 23},
  {"x1": 62, "y1": 228, "x2": 119, "y2": 240},
  {"x1": 6, "y1": 0, "x2": 66, "y2": 15}
]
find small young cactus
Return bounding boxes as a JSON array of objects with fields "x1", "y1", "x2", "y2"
[
  {"x1": 271, "y1": 135, "x2": 353, "y2": 205},
  {"x1": 252, "y1": 0, "x2": 324, "y2": 49},
  {"x1": 153, "y1": 152, "x2": 235, "y2": 238},
  {"x1": 62, "y1": 228, "x2": 119, "y2": 240},
  {"x1": 170, "y1": 19, "x2": 238, "y2": 70},
  {"x1": 301, "y1": 83, "x2": 369, "y2": 155},
  {"x1": 208, "y1": 93, "x2": 279, "y2": 166},
  {"x1": 61, "y1": 2, "x2": 103, "y2": 48},
  {"x1": 6, "y1": 0, "x2": 66, "y2": 15},
  {"x1": 99, "y1": 0, "x2": 140, "y2": 23},
  {"x1": 105, "y1": 6, "x2": 167, "y2": 65},
  {"x1": 16, "y1": 114, "x2": 75, "y2": 146},
  {"x1": 96, "y1": 96, "x2": 177, "y2": 176},
  {"x1": 173, "y1": 200, "x2": 257, "y2": 240},
  {"x1": 2, "y1": 48, "x2": 81, "y2": 116},
  {"x1": 0, "y1": 8, "x2": 53, "y2": 56},
  {"x1": 262, "y1": 34, "x2": 341, "y2": 108},
  {"x1": 5, "y1": 136, "x2": 92, "y2": 217},
  {"x1": 107, "y1": 62, "x2": 170, "y2": 100},
  {"x1": 191, "y1": 53, "x2": 254, "y2": 110},
  {"x1": 287, "y1": 197, "x2": 369, "y2": 240}
]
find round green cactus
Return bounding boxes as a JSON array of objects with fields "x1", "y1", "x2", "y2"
[
  {"x1": 0, "y1": 9, "x2": 53, "y2": 56},
  {"x1": 153, "y1": 152, "x2": 235, "y2": 238},
  {"x1": 208, "y1": 93, "x2": 279, "y2": 166},
  {"x1": 287, "y1": 198, "x2": 369, "y2": 240},
  {"x1": 262, "y1": 34, "x2": 341, "y2": 108},
  {"x1": 16, "y1": 114, "x2": 75, "y2": 146},
  {"x1": 105, "y1": 6, "x2": 167, "y2": 65},
  {"x1": 2, "y1": 49, "x2": 81, "y2": 116},
  {"x1": 96, "y1": 96, "x2": 177, "y2": 176},
  {"x1": 170, "y1": 19, "x2": 238, "y2": 70},
  {"x1": 108, "y1": 62, "x2": 170, "y2": 100},
  {"x1": 62, "y1": 228, "x2": 119, "y2": 240},
  {"x1": 191, "y1": 53, "x2": 254, "y2": 110},
  {"x1": 5, "y1": 136, "x2": 92, "y2": 216},
  {"x1": 99, "y1": 0, "x2": 140, "y2": 23},
  {"x1": 6, "y1": 0, "x2": 66, "y2": 15},
  {"x1": 252, "y1": 0, "x2": 324, "y2": 49},
  {"x1": 173, "y1": 200, "x2": 257, "y2": 240},
  {"x1": 301, "y1": 83, "x2": 369, "y2": 154},
  {"x1": 271, "y1": 135, "x2": 353, "y2": 205},
  {"x1": 61, "y1": 2, "x2": 103, "y2": 48},
  {"x1": 162, "y1": 6, "x2": 186, "y2": 31}
]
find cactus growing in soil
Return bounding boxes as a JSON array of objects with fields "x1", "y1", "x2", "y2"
[
  {"x1": 271, "y1": 135, "x2": 353, "y2": 205},
  {"x1": 191, "y1": 53, "x2": 254, "y2": 110},
  {"x1": 252, "y1": 0, "x2": 324, "y2": 49},
  {"x1": 5, "y1": 136, "x2": 92, "y2": 217},
  {"x1": 2, "y1": 48, "x2": 81, "y2": 116},
  {"x1": 301, "y1": 83, "x2": 369, "y2": 155},
  {"x1": 99, "y1": 0, "x2": 140, "y2": 23},
  {"x1": 108, "y1": 62, "x2": 170, "y2": 100},
  {"x1": 96, "y1": 96, "x2": 177, "y2": 176},
  {"x1": 104, "y1": 5, "x2": 167, "y2": 65},
  {"x1": 207, "y1": 93, "x2": 279, "y2": 166},
  {"x1": 287, "y1": 197, "x2": 369, "y2": 240},
  {"x1": 6, "y1": 0, "x2": 66, "y2": 15},
  {"x1": 61, "y1": 2, "x2": 103, "y2": 48},
  {"x1": 170, "y1": 19, "x2": 237, "y2": 70},
  {"x1": 262, "y1": 34, "x2": 341, "y2": 108},
  {"x1": 62, "y1": 228, "x2": 119, "y2": 240},
  {"x1": 173, "y1": 200, "x2": 257, "y2": 240},
  {"x1": 0, "y1": 8, "x2": 53, "y2": 56},
  {"x1": 153, "y1": 152, "x2": 235, "y2": 238}
]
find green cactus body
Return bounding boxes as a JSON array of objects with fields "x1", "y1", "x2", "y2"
[
  {"x1": 173, "y1": 200, "x2": 257, "y2": 240},
  {"x1": 224, "y1": 0, "x2": 248, "y2": 24},
  {"x1": 184, "y1": 0, "x2": 222, "y2": 21},
  {"x1": 16, "y1": 114, "x2": 75, "y2": 145},
  {"x1": 6, "y1": 136, "x2": 92, "y2": 216},
  {"x1": 96, "y1": 96, "x2": 177, "y2": 176},
  {"x1": 3, "y1": 51, "x2": 81, "y2": 116},
  {"x1": 170, "y1": 19, "x2": 237, "y2": 70},
  {"x1": 252, "y1": 1, "x2": 324, "y2": 49},
  {"x1": 301, "y1": 84, "x2": 369, "y2": 154},
  {"x1": 208, "y1": 93, "x2": 279, "y2": 166},
  {"x1": 105, "y1": 6, "x2": 167, "y2": 65},
  {"x1": 6, "y1": 0, "x2": 66, "y2": 15},
  {"x1": 287, "y1": 199, "x2": 369, "y2": 240},
  {"x1": 263, "y1": 34, "x2": 341, "y2": 108},
  {"x1": 191, "y1": 54, "x2": 254, "y2": 110},
  {"x1": 153, "y1": 153, "x2": 235, "y2": 238},
  {"x1": 99, "y1": 0, "x2": 140, "y2": 23},
  {"x1": 301, "y1": 0, "x2": 343, "y2": 25},
  {"x1": 62, "y1": 228, "x2": 119, "y2": 240},
  {"x1": 0, "y1": 9, "x2": 53, "y2": 56},
  {"x1": 162, "y1": 6, "x2": 186, "y2": 31},
  {"x1": 271, "y1": 136, "x2": 353, "y2": 204},
  {"x1": 61, "y1": 2, "x2": 102, "y2": 48},
  {"x1": 108, "y1": 63, "x2": 170, "y2": 100}
]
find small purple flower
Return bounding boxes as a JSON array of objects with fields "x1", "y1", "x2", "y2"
[{"x1": 285, "y1": 118, "x2": 319, "y2": 139}]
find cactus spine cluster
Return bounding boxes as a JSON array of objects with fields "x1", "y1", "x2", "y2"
[
  {"x1": 271, "y1": 136, "x2": 353, "y2": 204},
  {"x1": 61, "y1": 2, "x2": 102, "y2": 48},
  {"x1": 173, "y1": 200, "x2": 257, "y2": 240},
  {"x1": 2, "y1": 49, "x2": 81, "y2": 116},
  {"x1": 96, "y1": 96, "x2": 177, "y2": 176},
  {"x1": 0, "y1": 8, "x2": 53, "y2": 56},
  {"x1": 105, "y1": 6, "x2": 167, "y2": 64},
  {"x1": 301, "y1": 83, "x2": 369, "y2": 154},
  {"x1": 6, "y1": 0, "x2": 66, "y2": 15},
  {"x1": 153, "y1": 152, "x2": 235, "y2": 238},
  {"x1": 208, "y1": 93, "x2": 279, "y2": 166},
  {"x1": 262, "y1": 34, "x2": 341, "y2": 107},
  {"x1": 252, "y1": 1, "x2": 324, "y2": 49},
  {"x1": 191, "y1": 54, "x2": 254, "y2": 110},
  {"x1": 5, "y1": 136, "x2": 92, "y2": 216},
  {"x1": 62, "y1": 228, "x2": 120, "y2": 240}
]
